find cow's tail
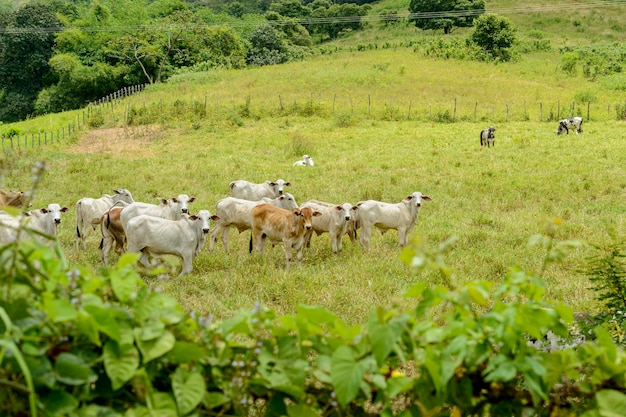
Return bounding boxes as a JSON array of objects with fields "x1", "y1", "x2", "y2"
[
  {"x1": 249, "y1": 233, "x2": 253, "y2": 253},
  {"x1": 99, "y1": 238, "x2": 104, "y2": 250},
  {"x1": 75, "y1": 202, "x2": 82, "y2": 238}
]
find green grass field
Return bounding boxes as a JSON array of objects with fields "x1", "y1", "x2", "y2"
[{"x1": 2, "y1": 1, "x2": 626, "y2": 325}]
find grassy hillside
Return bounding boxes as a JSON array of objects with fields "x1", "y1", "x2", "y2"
[{"x1": 1, "y1": 0, "x2": 626, "y2": 324}]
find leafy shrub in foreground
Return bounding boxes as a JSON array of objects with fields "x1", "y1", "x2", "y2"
[{"x1": 2, "y1": 222, "x2": 626, "y2": 416}]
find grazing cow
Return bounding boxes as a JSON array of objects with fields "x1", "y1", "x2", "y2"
[
  {"x1": 556, "y1": 117, "x2": 583, "y2": 135},
  {"x1": 0, "y1": 190, "x2": 27, "y2": 208},
  {"x1": 356, "y1": 192, "x2": 431, "y2": 250},
  {"x1": 480, "y1": 126, "x2": 496, "y2": 147},
  {"x1": 229, "y1": 179, "x2": 291, "y2": 201},
  {"x1": 76, "y1": 189, "x2": 135, "y2": 250},
  {"x1": 0, "y1": 204, "x2": 69, "y2": 246},
  {"x1": 250, "y1": 205, "x2": 321, "y2": 267},
  {"x1": 209, "y1": 193, "x2": 299, "y2": 253},
  {"x1": 300, "y1": 200, "x2": 358, "y2": 253},
  {"x1": 125, "y1": 210, "x2": 219, "y2": 277},
  {"x1": 293, "y1": 155, "x2": 314, "y2": 167}
]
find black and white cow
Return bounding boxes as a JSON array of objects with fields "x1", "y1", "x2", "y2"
[
  {"x1": 480, "y1": 126, "x2": 495, "y2": 147},
  {"x1": 556, "y1": 117, "x2": 583, "y2": 135}
]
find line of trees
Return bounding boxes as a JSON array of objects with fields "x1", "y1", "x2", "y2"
[{"x1": 0, "y1": 0, "x2": 515, "y2": 123}]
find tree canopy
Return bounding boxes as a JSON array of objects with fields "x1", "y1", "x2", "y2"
[{"x1": 408, "y1": 0, "x2": 485, "y2": 34}]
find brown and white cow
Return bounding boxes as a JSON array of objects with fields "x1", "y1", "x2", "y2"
[
  {"x1": 250, "y1": 204, "x2": 321, "y2": 267},
  {"x1": 356, "y1": 192, "x2": 431, "y2": 250},
  {"x1": 99, "y1": 206, "x2": 126, "y2": 264},
  {"x1": 300, "y1": 200, "x2": 358, "y2": 254},
  {"x1": 75, "y1": 189, "x2": 134, "y2": 250},
  {"x1": 209, "y1": 193, "x2": 299, "y2": 253}
]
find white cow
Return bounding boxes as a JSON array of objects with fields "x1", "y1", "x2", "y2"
[
  {"x1": 300, "y1": 200, "x2": 358, "y2": 253},
  {"x1": 0, "y1": 204, "x2": 69, "y2": 246},
  {"x1": 120, "y1": 195, "x2": 196, "y2": 232},
  {"x1": 293, "y1": 155, "x2": 314, "y2": 166},
  {"x1": 210, "y1": 193, "x2": 299, "y2": 253},
  {"x1": 76, "y1": 189, "x2": 134, "y2": 250},
  {"x1": 356, "y1": 192, "x2": 431, "y2": 250},
  {"x1": 229, "y1": 179, "x2": 291, "y2": 201},
  {"x1": 556, "y1": 117, "x2": 583, "y2": 135},
  {"x1": 126, "y1": 210, "x2": 219, "y2": 277}
]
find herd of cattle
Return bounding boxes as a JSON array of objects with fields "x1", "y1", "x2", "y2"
[
  {"x1": 0, "y1": 182, "x2": 432, "y2": 276},
  {"x1": 0, "y1": 117, "x2": 584, "y2": 276}
]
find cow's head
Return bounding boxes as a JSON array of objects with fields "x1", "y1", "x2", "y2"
[
  {"x1": 405, "y1": 192, "x2": 432, "y2": 208},
  {"x1": 271, "y1": 179, "x2": 291, "y2": 195},
  {"x1": 173, "y1": 194, "x2": 196, "y2": 214},
  {"x1": 556, "y1": 121, "x2": 568, "y2": 135},
  {"x1": 294, "y1": 207, "x2": 321, "y2": 230}
]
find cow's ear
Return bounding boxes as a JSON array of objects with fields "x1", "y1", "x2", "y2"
[
  {"x1": 335, "y1": 205, "x2": 342, "y2": 211},
  {"x1": 190, "y1": 215, "x2": 199, "y2": 220},
  {"x1": 189, "y1": 197, "x2": 196, "y2": 202},
  {"x1": 422, "y1": 196, "x2": 432, "y2": 201},
  {"x1": 61, "y1": 207, "x2": 69, "y2": 212},
  {"x1": 40, "y1": 208, "x2": 49, "y2": 213},
  {"x1": 285, "y1": 182, "x2": 291, "y2": 186},
  {"x1": 211, "y1": 215, "x2": 220, "y2": 221},
  {"x1": 352, "y1": 206, "x2": 359, "y2": 211},
  {"x1": 405, "y1": 195, "x2": 414, "y2": 201},
  {"x1": 313, "y1": 211, "x2": 322, "y2": 217}
]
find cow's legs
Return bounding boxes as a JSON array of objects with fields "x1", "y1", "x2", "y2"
[
  {"x1": 359, "y1": 225, "x2": 372, "y2": 251},
  {"x1": 208, "y1": 224, "x2": 221, "y2": 251},
  {"x1": 179, "y1": 255, "x2": 193, "y2": 277},
  {"x1": 221, "y1": 227, "x2": 230, "y2": 253}
]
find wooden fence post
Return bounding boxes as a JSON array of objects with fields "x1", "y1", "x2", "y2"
[{"x1": 453, "y1": 98, "x2": 456, "y2": 122}]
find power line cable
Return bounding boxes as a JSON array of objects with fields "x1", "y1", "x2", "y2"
[{"x1": 0, "y1": 1, "x2": 624, "y2": 34}]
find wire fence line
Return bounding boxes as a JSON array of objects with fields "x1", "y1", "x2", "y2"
[
  {"x1": 1, "y1": 84, "x2": 147, "y2": 152},
  {"x1": 3, "y1": 84, "x2": 624, "y2": 151}
]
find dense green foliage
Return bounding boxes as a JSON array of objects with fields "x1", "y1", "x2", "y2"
[
  {"x1": 469, "y1": 14, "x2": 516, "y2": 62},
  {"x1": 408, "y1": 0, "x2": 484, "y2": 34},
  {"x1": 3, "y1": 197, "x2": 626, "y2": 415}
]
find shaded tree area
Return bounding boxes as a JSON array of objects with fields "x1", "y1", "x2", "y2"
[
  {"x1": 408, "y1": 0, "x2": 485, "y2": 34},
  {"x1": 0, "y1": 2, "x2": 63, "y2": 121}
]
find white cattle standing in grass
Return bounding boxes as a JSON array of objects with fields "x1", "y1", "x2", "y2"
[
  {"x1": 229, "y1": 179, "x2": 291, "y2": 201},
  {"x1": 126, "y1": 210, "x2": 219, "y2": 277},
  {"x1": 209, "y1": 193, "x2": 299, "y2": 253},
  {"x1": 0, "y1": 203, "x2": 69, "y2": 246},
  {"x1": 76, "y1": 189, "x2": 134, "y2": 250},
  {"x1": 556, "y1": 117, "x2": 583, "y2": 135},
  {"x1": 120, "y1": 194, "x2": 196, "y2": 232},
  {"x1": 356, "y1": 192, "x2": 431, "y2": 250},
  {"x1": 293, "y1": 155, "x2": 314, "y2": 166},
  {"x1": 300, "y1": 200, "x2": 358, "y2": 253},
  {"x1": 250, "y1": 205, "x2": 321, "y2": 267}
]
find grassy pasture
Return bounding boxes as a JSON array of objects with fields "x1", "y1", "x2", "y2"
[
  {"x1": 2, "y1": 36, "x2": 626, "y2": 324},
  {"x1": 2, "y1": 113, "x2": 626, "y2": 324}
]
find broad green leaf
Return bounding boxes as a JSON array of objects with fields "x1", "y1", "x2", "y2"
[
  {"x1": 103, "y1": 341, "x2": 139, "y2": 390},
  {"x1": 75, "y1": 404, "x2": 123, "y2": 417},
  {"x1": 485, "y1": 360, "x2": 517, "y2": 382},
  {"x1": 287, "y1": 403, "x2": 319, "y2": 417},
  {"x1": 118, "y1": 252, "x2": 141, "y2": 268},
  {"x1": 55, "y1": 353, "x2": 91, "y2": 386},
  {"x1": 84, "y1": 305, "x2": 121, "y2": 342},
  {"x1": 296, "y1": 305, "x2": 339, "y2": 325},
  {"x1": 43, "y1": 294, "x2": 77, "y2": 322},
  {"x1": 203, "y1": 392, "x2": 230, "y2": 409},
  {"x1": 172, "y1": 366, "x2": 206, "y2": 415},
  {"x1": 403, "y1": 281, "x2": 427, "y2": 299},
  {"x1": 368, "y1": 311, "x2": 405, "y2": 366},
  {"x1": 110, "y1": 269, "x2": 138, "y2": 303},
  {"x1": 135, "y1": 329, "x2": 176, "y2": 363},
  {"x1": 331, "y1": 346, "x2": 364, "y2": 408},
  {"x1": 167, "y1": 341, "x2": 207, "y2": 364},
  {"x1": 151, "y1": 392, "x2": 178, "y2": 417},
  {"x1": 385, "y1": 376, "x2": 413, "y2": 397},
  {"x1": 597, "y1": 389, "x2": 626, "y2": 417},
  {"x1": 136, "y1": 320, "x2": 166, "y2": 341},
  {"x1": 40, "y1": 390, "x2": 78, "y2": 415},
  {"x1": 77, "y1": 311, "x2": 101, "y2": 346}
]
